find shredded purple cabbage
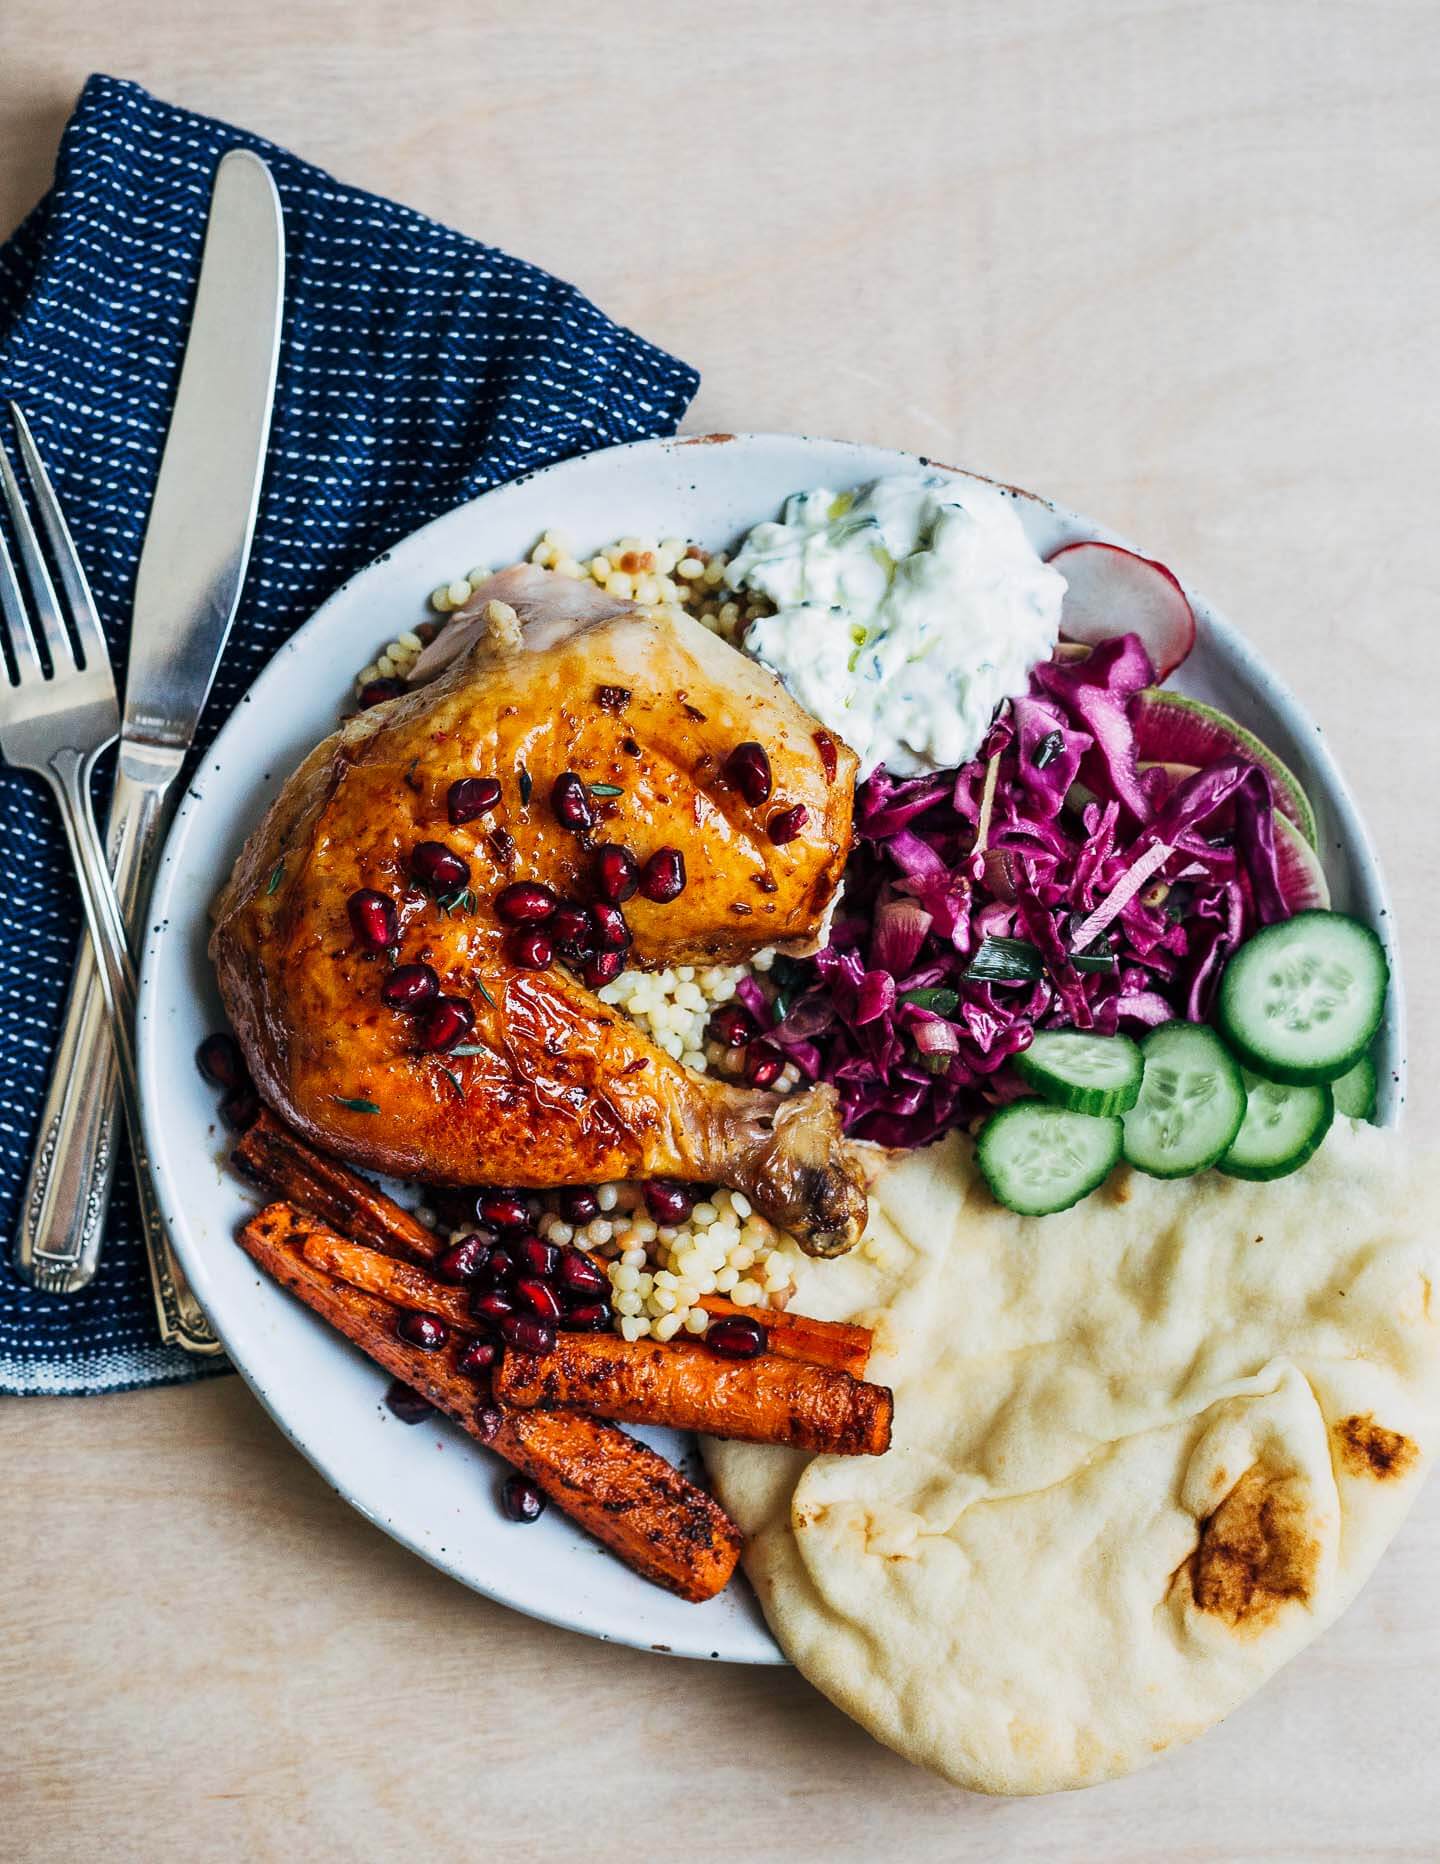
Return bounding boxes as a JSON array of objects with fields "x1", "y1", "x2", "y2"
[{"x1": 761, "y1": 633, "x2": 1292, "y2": 1147}]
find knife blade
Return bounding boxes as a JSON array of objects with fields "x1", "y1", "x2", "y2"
[
  {"x1": 127, "y1": 149, "x2": 285, "y2": 749},
  {"x1": 11, "y1": 150, "x2": 284, "y2": 1351}
]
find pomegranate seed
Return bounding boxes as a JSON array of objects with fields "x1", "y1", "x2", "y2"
[
  {"x1": 384, "y1": 1380, "x2": 434, "y2": 1424},
  {"x1": 495, "y1": 881, "x2": 558, "y2": 924},
  {"x1": 396, "y1": 1311, "x2": 448, "y2": 1351},
  {"x1": 220, "y1": 1085, "x2": 260, "y2": 1131},
  {"x1": 518, "y1": 1237, "x2": 560, "y2": 1280},
  {"x1": 705, "y1": 1315, "x2": 767, "y2": 1359},
  {"x1": 639, "y1": 847, "x2": 686, "y2": 903},
  {"x1": 745, "y1": 1044, "x2": 784, "y2": 1089},
  {"x1": 437, "y1": 1235, "x2": 491, "y2": 1284},
  {"x1": 814, "y1": 730, "x2": 838, "y2": 784},
  {"x1": 500, "y1": 1313, "x2": 557, "y2": 1354},
  {"x1": 514, "y1": 1277, "x2": 563, "y2": 1322},
  {"x1": 558, "y1": 1247, "x2": 607, "y2": 1298},
  {"x1": 590, "y1": 902, "x2": 631, "y2": 952},
  {"x1": 380, "y1": 962, "x2": 439, "y2": 1010},
  {"x1": 564, "y1": 1301, "x2": 612, "y2": 1331},
  {"x1": 550, "y1": 904, "x2": 596, "y2": 959},
  {"x1": 593, "y1": 843, "x2": 638, "y2": 903},
  {"x1": 596, "y1": 684, "x2": 631, "y2": 712},
  {"x1": 457, "y1": 1338, "x2": 499, "y2": 1378},
  {"x1": 724, "y1": 741, "x2": 772, "y2": 805},
  {"x1": 708, "y1": 1002, "x2": 758, "y2": 1047},
  {"x1": 559, "y1": 1187, "x2": 599, "y2": 1224},
  {"x1": 358, "y1": 677, "x2": 405, "y2": 708},
  {"x1": 347, "y1": 888, "x2": 397, "y2": 951},
  {"x1": 482, "y1": 1247, "x2": 516, "y2": 1287},
  {"x1": 643, "y1": 1180, "x2": 694, "y2": 1224},
  {"x1": 501, "y1": 1475, "x2": 546, "y2": 1523},
  {"x1": 196, "y1": 1031, "x2": 246, "y2": 1091},
  {"x1": 766, "y1": 804, "x2": 809, "y2": 846},
  {"x1": 447, "y1": 776, "x2": 502, "y2": 825},
  {"x1": 417, "y1": 995, "x2": 475, "y2": 1052},
  {"x1": 581, "y1": 950, "x2": 625, "y2": 990},
  {"x1": 477, "y1": 1192, "x2": 530, "y2": 1230},
  {"x1": 550, "y1": 771, "x2": 595, "y2": 832},
  {"x1": 470, "y1": 1290, "x2": 515, "y2": 1328},
  {"x1": 510, "y1": 927, "x2": 553, "y2": 970},
  {"x1": 410, "y1": 841, "x2": 469, "y2": 892},
  {"x1": 473, "y1": 1404, "x2": 504, "y2": 1444}
]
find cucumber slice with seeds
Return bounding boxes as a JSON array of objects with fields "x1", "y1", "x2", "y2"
[
  {"x1": 976, "y1": 1103, "x2": 1123, "y2": 1216},
  {"x1": 1217, "y1": 910, "x2": 1388, "y2": 1085},
  {"x1": 1332, "y1": 1054, "x2": 1378, "y2": 1121},
  {"x1": 1121, "y1": 1022, "x2": 1246, "y2": 1178},
  {"x1": 1014, "y1": 1031, "x2": 1144, "y2": 1117},
  {"x1": 1219, "y1": 1073, "x2": 1334, "y2": 1181}
]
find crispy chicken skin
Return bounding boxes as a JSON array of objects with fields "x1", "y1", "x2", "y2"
[{"x1": 211, "y1": 567, "x2": 867, "y2": 1254}]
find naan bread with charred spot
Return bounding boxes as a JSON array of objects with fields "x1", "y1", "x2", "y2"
[{"x1": 703, "y1": 1121, "x2": 1438, "y2": 1794}]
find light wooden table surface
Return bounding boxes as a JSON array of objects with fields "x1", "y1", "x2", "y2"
[{"x1": 2, "y1": 5, "x2": 1437, "y2": 1859}]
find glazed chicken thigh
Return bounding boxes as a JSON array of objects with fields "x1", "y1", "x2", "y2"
[{"x1": 211, "y1": 567, "x2": 868, "y2": 1254}]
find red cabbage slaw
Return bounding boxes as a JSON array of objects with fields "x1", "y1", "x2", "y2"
[{"x1": 745, "y1": 634, "x2": 1288, "y2": 1148}]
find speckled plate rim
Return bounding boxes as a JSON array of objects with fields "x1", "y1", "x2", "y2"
[{"x1": 136, "y1": 432, "x2": 1404, "y2": 1666}]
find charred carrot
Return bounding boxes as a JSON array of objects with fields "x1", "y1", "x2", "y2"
[
  {"x1": 697, "y1": 1296, "x2": 872, "y2": 1377},
  {"x1": 300, "y1": 1229, "x2": 473, "y2": 1330},
  {"x1": 238, "y1": 1205, "x2": 741, "y2": 1602},
  {"x1": 234, "y1": 1111, "x2": 442, "y2": 1262},
  {"x1": 496, "y1": 1331, "x2": 893, "y2": 1457},
  {"x1": 237, "y1": 1113, "x2": 874, "y2": 1375}
]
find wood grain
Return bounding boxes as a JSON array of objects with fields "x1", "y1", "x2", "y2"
[{"x1": 2, "y1": 2, "x2": 1438, "y2": 1857}]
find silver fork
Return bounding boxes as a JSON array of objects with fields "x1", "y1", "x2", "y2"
[{"x1": 0, "y1": 406, "x2": 211, "y2": 1338}]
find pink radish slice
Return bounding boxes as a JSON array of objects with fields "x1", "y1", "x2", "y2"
[{"x1": 1048, "y1": 541, "x2": 1196, "y2": 681}]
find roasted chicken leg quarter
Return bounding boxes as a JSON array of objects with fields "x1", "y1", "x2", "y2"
[{"x1": 211, "y1": 566, "x2": 868, "y2": 1255}]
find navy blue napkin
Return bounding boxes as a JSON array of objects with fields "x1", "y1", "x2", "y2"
[{"x1": 0, "y1": 75, "x2": 698, "y2": 1395}]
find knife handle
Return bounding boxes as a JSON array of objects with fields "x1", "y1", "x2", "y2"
[{"x1": 11, "y1": 750, "x2": 222, "y2": 1354}]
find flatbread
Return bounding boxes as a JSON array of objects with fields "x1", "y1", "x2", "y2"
[{"x1": 703, "y1": 1120, "x2": 1439, "y2": 1794}]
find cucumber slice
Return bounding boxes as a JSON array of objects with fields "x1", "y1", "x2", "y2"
[
  {"x1": 1014, "y1": 1031, "x2": 1144, "y2": 1117},
  {"x1": 1121, "y1": 1022, "x2": 1246, "y2": 1178},
  {"x1": 1217, "y1": 910, "x2": 1389, "y2": 1085},
  {"x1": 976, "y1": 1103, "x2": 1122, "y2": 1216},
  {"x1": 1219, "y1": 1073, "x2": 1334, "y2": 1181},
  {"x1": 1332, "y1": 1054, "x2": 1378, "y2": 1121}
]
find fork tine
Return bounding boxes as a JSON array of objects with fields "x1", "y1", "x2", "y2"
[
  {"x1": 9, "y1": 404, "x2": 109, "y2": 677},
  {"x1": 0, "y1": 424, "x2": 76, "y2": 674},
  {"x1": 0, "y1": 514, "x2": 44, "y2": 687}
]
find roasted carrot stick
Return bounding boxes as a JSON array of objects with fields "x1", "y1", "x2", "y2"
[
  {"x1": 697, "y1": 1296, "x2": 872, "y2": 1377},
  {"x1": 301, "y1": 1229, "x2": 473, "y2": 1330},
  {"x1": 238, "y1": 1204, "x2": 741, "y2": 1602},
  {"x1": 235, "y1": 1111, "x2": 442, "y2": 1262},
  {"x1": 237, "y1": 1111, "x2": 873, "y2": 1374},
  {"x1": 496, "y1": 1331, "x2": 893, "y2": 1457}
]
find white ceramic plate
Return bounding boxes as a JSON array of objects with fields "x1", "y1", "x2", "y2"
[{"x1": 137, "y1": 433, "x2": 1404, "y2": 1664}]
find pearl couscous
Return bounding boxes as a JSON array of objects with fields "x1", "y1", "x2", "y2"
[{"x1": 383, "y1": 531, "x2": 805, "y2": 1339}]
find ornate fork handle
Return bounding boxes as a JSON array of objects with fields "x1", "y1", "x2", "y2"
[{"x1": 17, "y1": 744, "x2": 219, "y2": 1352}]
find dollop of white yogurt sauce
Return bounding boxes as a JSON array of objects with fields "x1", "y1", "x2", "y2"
[{"x1": 727, "y1": 472, "x2": 1066, "y2": 778}]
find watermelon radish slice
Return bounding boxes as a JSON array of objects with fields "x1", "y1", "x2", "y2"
[
  {"x1": 1131, "y1": 688, "x2": 1318, "y2": 848},
  {"x1": 1137, "y1": 761, "x2": 1329, "y2": 913},
  {"x1": 1047, "y1": 541, "x2": 1196, "y2": 680},
  {"x1": 1273, "y1": 813, "x2": 1330, "y2": 911}
]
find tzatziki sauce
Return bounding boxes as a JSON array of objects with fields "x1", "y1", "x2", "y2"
[{"x1": 727, "y1": 472, "x2": 1065, "y2": 778}]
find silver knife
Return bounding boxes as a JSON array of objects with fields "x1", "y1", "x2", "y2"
[{"x1": 12, "y1": 149, "x2": 285, "y2": 1353}]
